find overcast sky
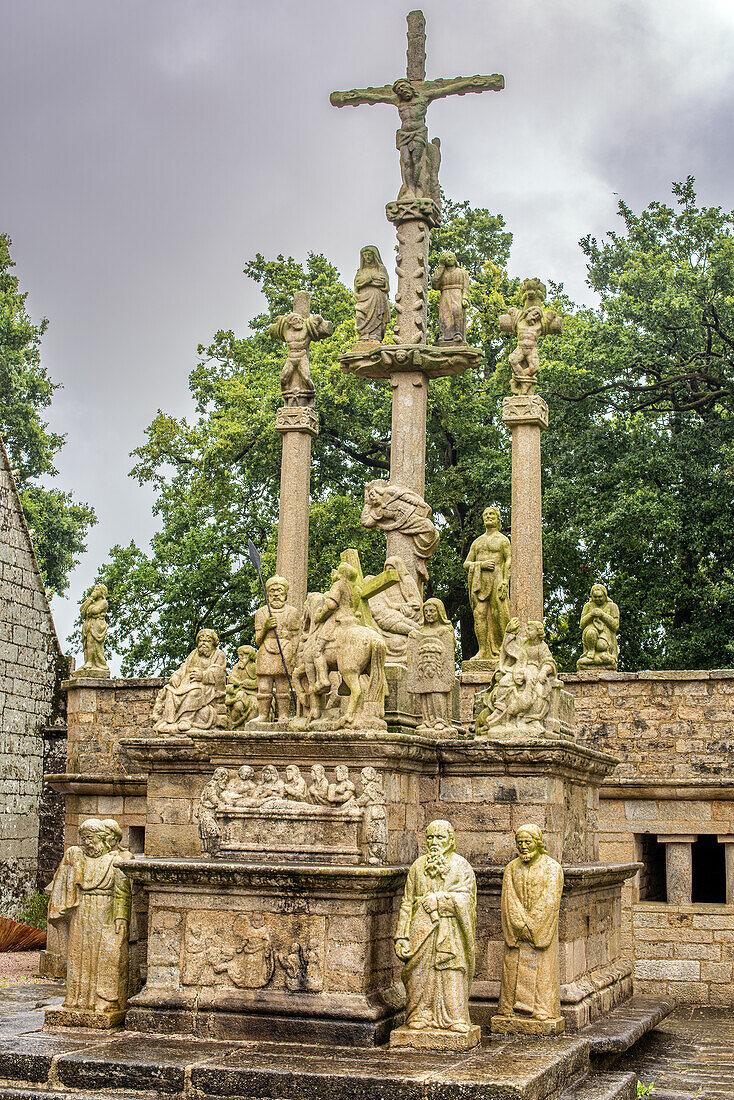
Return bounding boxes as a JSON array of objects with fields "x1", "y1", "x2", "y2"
[{"x1": 3, "y1": 0, "x2": 734, "y2": 663}]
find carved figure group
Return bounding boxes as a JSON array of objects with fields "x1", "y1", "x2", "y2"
[
  {"x1": 463, "y1": 507, "x2": 511, "y2": 666},
  {"x1": 431, "y1": 252, "x2": 470, "y2": 345},
  {"x1": 354, "y1": 246, "x2": 391, "y2": 344},
  {"x1": 277, "y1": 941, "x2": 323, "y2": 992},
  {"x1": 76, "y1": 584, "x2": 110, "y2": 678},
  {"x1": 361, "y1": 480, "x2": 439, "y2": 584},
  {"x1": 499, "y1": 278, "x2": 562, "y2": 395},
  {"x1": 153, "y1": 629, "x2": 227, "y2": 735},
  {"x1": 185, "y1": 914, "x2": 322, "y2": 994},
  {"x1": 407, "y1": 598, "x2": 456, "y2": 734},
  {"x1": 47, "y1": 817, "x2": 132, "y2": 1024},
  {"x1": 474, "y1": 620, "x2": 560, "y2": 739},
  {"x1": 577, "y1": 584, "x2": 619, "y2": 670},
  {"x1": 200, "y1": 763, "x2": 365, "y2": 816}
]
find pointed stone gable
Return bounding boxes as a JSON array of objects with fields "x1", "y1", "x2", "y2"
[{"x1": 0, "y1": 434, "x2": 63, "y2": 916}]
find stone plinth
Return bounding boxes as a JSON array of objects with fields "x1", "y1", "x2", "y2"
[
  {"x1": 122, "y1": 859, "x2": 407, "y2": 1046},
  {"x1": 389, "y1": 1023, "x2": 481, "y2": 1051},
  {"x1": 63, "y1": 676, "x2": 165, "y2": 775},
  {"x1": 502, "y1": 394, "x2": 548, "y2": 625},
  {"x1": 473, "y1": 863, "x2": 639, "y2": 1031}
]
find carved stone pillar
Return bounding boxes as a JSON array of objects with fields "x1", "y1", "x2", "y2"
[
  {"x1": 502, "y1": 394, "x2": 548, "y2": 625},
  {"x1": 658, "y1": 834, "x2": 695, "y2": 905},
  {"x1": 275, "y1": 406, "x2": 318, "y2": 612}
]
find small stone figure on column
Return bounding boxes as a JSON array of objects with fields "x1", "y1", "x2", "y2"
[
  {"x1": 269, "y1": 293, "x2": 333, "y2": 407},
  {"x1": 499, "y1": 278, "x2": 562, "y2": 395},
  {"x1": 354, "y1": 246, "x2": 391, "y2": 345},
  {"x1": 492, "y1": 824, "x2": 564, "y2": 1035},
  {"x1": 45, "y1": 817, "x2": 132, "y2": 1028},
  {"x1": 577, "y1": 584, "x2": 619, "y2": 670},
  {"x1": 463, "y1": 507, "x2": 511, "y2": 667},
  {"x1": 253, "y1": 576, "x2": 300, "y2": 724},
  {"x1": 431, "y1": 252, "x2": 470, "y2": 345},
  {"x1": 75, "y1": 583, "x2": 110, "y2": 678},
  {"x1": 407, "y1": 598, "x2": 456, "y2": 735},
  {"x1": 391, "y1": 819, "x2": 480, "y2": 1050}
]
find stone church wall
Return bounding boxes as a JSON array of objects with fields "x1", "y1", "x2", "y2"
[{"x1": 0, "y1": 438, "x2": 65, "y2": 917}]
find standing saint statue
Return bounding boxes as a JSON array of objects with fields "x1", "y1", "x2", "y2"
[
  {"x1": 46, "y1": 817, "x2": 132, "y2": 1027},
  {"x1": 492, "y1": 824, "x2": 565, "y2": 1035},
  {"x1": 391, "y1": 819, "x2": 480, "y2": 1050},
  {"x1": 354, "y1": 245, "x2": 391, "y2": 344},
  {"x1": 499, "y1": 278, "x2": 562, "y2": 395},
  {"x1": 407, "y1": 598, "x2": 456, "y2": 735},
  {"x1": 577, "y1": 583, "x2": 619, "y2": 670},
  {"x1": 153, "y1": 629, "x2": 228, "y2": 734},
  {"x1": 252, "y1": 575, "x2": 300, "y2": 723},
  {"x1": 361, "y1": 480, "x2": 439, "y2": 585},
  {"x1": 269, "y1": 299, "x2": 333, "y2": 407},
  {"x1": 463, "y1": 507, "x2": 511, "y2": 666},
  {"x1": 75, "y1": 583, "x2": 110, "y2": 678},
  {"x1": 431, "y1": 252, "x2": 470, "y2": 345}
]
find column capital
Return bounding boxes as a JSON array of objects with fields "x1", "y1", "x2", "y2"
[
  {"x1": 502, "y1": 394, "x2": 549, "y2": 430},
  {"x1": 275, "y1": 407, "x2": 319, "y2": 437}
]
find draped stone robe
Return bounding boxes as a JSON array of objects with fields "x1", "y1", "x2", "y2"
[
  {"x1": 498, "y1": 853, "x2": 564, "y2": 1021},
  {"x1": 396, "y1": 851, "x2": 476, "y2": 1031}
]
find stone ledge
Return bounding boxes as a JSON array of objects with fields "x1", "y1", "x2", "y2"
[
  {"x1": 45, "y1": 772, "x2": 147, "y2": 796},
  {"x1": 438, "y1": 739, "x2": 619, "y2": 783},
  {"x1": 562, "y1": 668, "x2": 734, "y2": 683},
  {"x1": 578, "y1": 996, "x2": 673, "y2": 1056},
  {"x1": 62, "y1": 677, "x2": 166, "y2": 691},
  {"x1": 601, "y1": 777, "x2": 734, "y2": 799},
  {"x1": 118, "y1": 857, "x2": 408, "y2": 893},
  {"x1": 476, "y1": 863, "x2": 641, "y2": 894}
]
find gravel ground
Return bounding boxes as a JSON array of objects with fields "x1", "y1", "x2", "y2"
[{"x1": 0, "y1": 951, "x2": 41, "y2": 985}]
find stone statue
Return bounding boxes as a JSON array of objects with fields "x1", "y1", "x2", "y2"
[
  {"x1": 361, "y1": 480, "x2": 439, "y2": 584},
  {"x1": 309, "y1": 763, "x2": 330, "y2": 805},
  {"x1": 392, "y1": 820, "x2": 479, "y2": 1049},
  {"x1": 196, "y1": 768, "x2": 229, "y2": 854},
  {"x1": 218, "y1": 765, "x2": 258, "y2": 808},
  {"x1": 226, "y1": 644, "x2": 258, "y2": 729},
  {"x1": 326, "y1": 764, "x2": 357, "y2": 808},
  {"x1": 76, "y1": 584, "x2": 110, "y2": 678},
  {"x1": 407, "y1": 599, "x2": 456, "y2": 735},
  {"x1": 357, "y1": 766, "x2": 387, "y2": 865},
  {"x1": 499, "y1": 278, "x2": 562, "y2": 396},
  {"x1": 577, "y1": 583, "x2": 619, "y2": 670},
  {"x1": 252, "y1": 575, "x2": 300, "y2": 723},
  {"x1": 366, "y1": 554, "x2": 422, "y2": 664},
  {"x1": 102, "y1": 819, "x2": 133, "y2": 860},
  {"x1": 492, "y1": 825, "x2": 565, "y2": 1035},
  {"x1": 269, "y1": 296, "x2": 333, "y2": 407},
  {"x1": 431, "y1": 252, "x2": 470, "y2": 345},
  {"x1": 463, "y1": 507, "x2": 511, "y2": 666},
  {"x1": 283, "y1": 764, "x2": 309, "y2": 801},
  {"x1": 354, "y1": 245, "x2": 391, "y2": 344},
  {"x1": 475, "y1": 620, "x2": 559, "y2": 739},
  {"x1": 153, "y1": 629, "x2": 227, "y2": 734},
  {"x1": 46, "y1": 817, "x2": 131, "y2": 1026},
  {"x1": 292, "y1": 592, "x2": 341, "y2": 725}
]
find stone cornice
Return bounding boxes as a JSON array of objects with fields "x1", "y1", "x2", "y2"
[
  {"x1": 45, "y1": 772, "x2": 147, "y2": 796},
  {"x1": 437, "y1": 738, "x2": 618, "y2": 783},
  {"x1": 118, "y1": 857, "x2": 408, "y2": 894},
  {"x1": 475, "y1": 862, "x2": 640, "y2": 893},
  {"x1": 62, "y1": 676, "x2": 165, "y2": 692},
  {"x1": 602, "y1": 777, "x2": 734, "y2": 800}
]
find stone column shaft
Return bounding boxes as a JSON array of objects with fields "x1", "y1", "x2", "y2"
[
  {"x1": 659, "y1": 835, "x2": 695, "y2": 905},
  {"x1": 275, "y1": 408, "x2": 318, "y2": 611},
  {"x1": 502, "y1": 395, "x2": 548, "y2": 625},
  {"x1": 718, "y1": 836, "x2": 734, "y2": 905}
]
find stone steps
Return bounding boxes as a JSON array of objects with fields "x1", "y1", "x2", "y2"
[{"x1": 560, "y1": 1069, "x2": 637, "y2": 1100}]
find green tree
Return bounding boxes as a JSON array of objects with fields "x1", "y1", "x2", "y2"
[{"x1": 0, "y1": 235, "x2": 95, "y2": 594}]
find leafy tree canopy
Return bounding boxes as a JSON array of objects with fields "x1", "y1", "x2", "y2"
[
  {"x1": 0, "y1": 235, "x2": 95, "y2": 594},
  {"x1": 93, "y1": 186, "x2": 734, "y2": 675}
]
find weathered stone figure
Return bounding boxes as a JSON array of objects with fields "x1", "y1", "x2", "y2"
[
  {"x1": 46, "y1": 817, "x2": 131, "y2": 1027},
  {"x1": 577, "y1": 583, "x2": 619, "y2": 670},
  {"x1": 354, "y1": 245, "x2": 391, "y2": 344},
  {"x1": 392, "y1": 820, "x2": 479, "y2": 1050},
  {"x1": 367, "y1": 554, "x2": 422, "y2": 664},
  {"x1": 407, "y1": 598, "x2": 456, "y2": 734},
  {"x1": 196, "y1": 768, "x2": 229, "y2": 854},
  {"x1": 463, "y1": 507, "x2": 511, "y2": 666},
  {"x1": 226, "y1": 644, "x2": 258, "y2": 729},
  {"x1": 76, "y1": 583, "x2": 110, "y2": 677},
  {"x1": 493, "y1": 825, "x2": 564, "y2": 1035},
  {"x1": 253, "y1": 575, "x2": 300, "y2": 723},
  {"x1": 475, "y1": 620, "x2": 559, "y2": 739},
  {"x1": 499, "y1": 278, "x2": 562, "y2": 395},
  {"x1": 431, "y1": 252, "x2": 470, "y2": 345},
  {"x1": 361, "y1": 480, "x2": 439, "y2": 584},
  {"x1": 358, "y1": 766, "x2": 388, "y2": 865},
  {"x1": 153, "y1": 629, "x2": 227, "y2": 734},
  {"x1": 269, "y1": 297, "x2": 333, "y2": 407},
  {"x1": 218, "y1": 765, "x2": 258, "y2": 808}
]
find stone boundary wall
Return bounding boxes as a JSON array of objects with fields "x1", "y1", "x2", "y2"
[
  {"x1": 632, "y1": 903, "x2": 734, "y2": 1004},
  {"x1": 0, "y1": 437, "x2": 64, "y2": 917}
]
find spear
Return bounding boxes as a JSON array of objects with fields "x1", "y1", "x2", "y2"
[{"x1": 246, "y1": 539, "x2": 297, "y2": 713}]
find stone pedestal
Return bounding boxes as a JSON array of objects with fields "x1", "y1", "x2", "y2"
[
  {"x1": 275, "y1": 406, "x2": 318, "y2": 611},
  {"x1": 390, "y1": 1023, "x2": 481, "y2": 1051},
  {"x1": 502, "y1": 394, "x2": 548, "y2": 625}
]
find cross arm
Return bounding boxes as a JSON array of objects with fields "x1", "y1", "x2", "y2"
[
  {"x1": 330, "y1": 84, "x2": 399, "y2": 108},
  {"x1": 424, "y1": 74, "x2": 505, "y2": 101}
]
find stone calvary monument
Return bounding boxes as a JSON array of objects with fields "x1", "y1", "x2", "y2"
[{"x1": 34, "y1": 11, "x2": 672, "y2": 1099}]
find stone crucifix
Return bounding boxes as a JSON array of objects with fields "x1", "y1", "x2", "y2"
[
  {"x1": 270, "y1": 291, "x2": 333, "y2": 611},
  {"x1": 331, "y1": 10, "x2": 504, "y2": 583}
]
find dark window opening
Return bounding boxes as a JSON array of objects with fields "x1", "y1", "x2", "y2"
[
  {"x1": 636, "y1": 834, "x2": 666, "y2": 901},
  {"x1": 691, "y1": 835, "x2": 726, "y2": 904},
  {"x1": 128, "y1": 826, "x2": 146, "y2": 855}
]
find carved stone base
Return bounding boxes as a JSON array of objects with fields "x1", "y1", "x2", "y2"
[
  {"x1": 389, "y1": 1023, "x2": 481, "y2": 1051},
  {"x1": 490, "y1": 1013, "x2": 565, "y2": 1036},
  {"x1": 71, "y1": 665, "x2": 111, "y2": 679},
  {"x1": 45, "y1": 1006, "x2": 126, "y2": 1029}
]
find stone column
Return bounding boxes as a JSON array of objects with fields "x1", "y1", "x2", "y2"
[
  {"x1": 275, "y1": 407, "x2": 318, "y2": 611},
  {"x1": 718, "y1": 836, "x2": 734, "y2": 905},
  {"x1": 502, "y1": 394, "x2": 548, "y2": 625},
  {"x1": 658, "y1": 835, "x2": 695, "y2": 905}
]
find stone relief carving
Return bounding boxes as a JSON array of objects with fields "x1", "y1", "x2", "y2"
[
  {"x1": 361, "y1": 480, "x2": 439, "y2": 584},
  {"x1": 474, "y1": 620, "x2": 561, "y2": 740},
  {"x1": 46, "y1": 817, "x2": 132, "y2": 1027},
  {"x1": 492, "y1": 825, "x2": 565, "y2": 1035},
  {"x1": 226, "y1": 645, "x2": 258, "y2": 729},
  {"x1": 431, "y1": 252, "x2": 470, "y2": 345},
  {"x1": 499, "y1": 278, "x2": 562, "y2": 396},
  {"x1": 407, "y1": 598, "x2": 456, "y2": 735},
  {"x1": 463, "y1": 507, "x2": 511, "y2": 668},
  {"x1": 356, "y1": 766, "x2": 388, "y2": 865},
  {"x1": 577, "y1": 583, "x2": 619, "y2": 671},
  {"x1": 153, "y1": 629, "x2": 227, "y2": 734},
  {"x1": 354, "y1": 245, "x2": 391, "y2": 344},
  {"x1": 75, "y1": 584, "x2": 110, "y2": 678},
  {"x1": 277, "y1": 941, "x2": 324, "y2": 992}
]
